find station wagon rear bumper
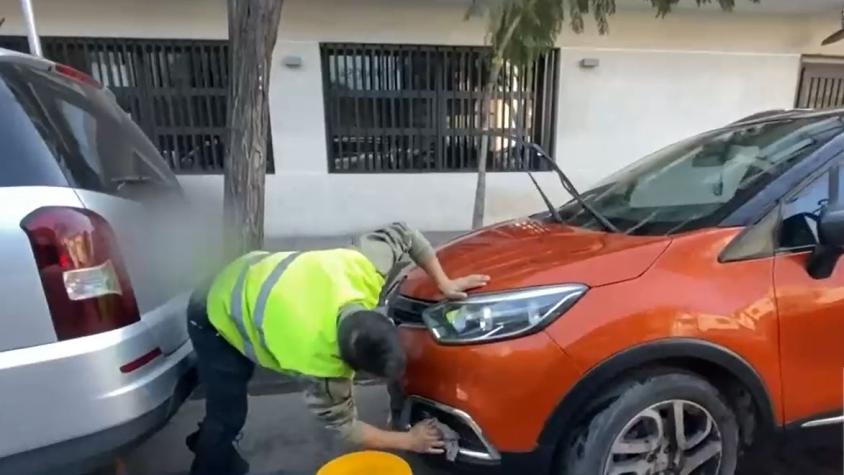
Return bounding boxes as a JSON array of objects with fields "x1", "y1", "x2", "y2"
[{"x1": 0, "y1": 333, "x2": 196, "y2": 475}]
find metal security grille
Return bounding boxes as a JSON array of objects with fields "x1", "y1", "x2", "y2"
[
  {"x1": 0, "y1": 36, "x2": 273, "y2": 174},
  {"x1": 796, "y1": 61, "x2": 844, "y2": 110},
  {"x1": 321, "y1": 43, "x2": 559, "y2": 173}
]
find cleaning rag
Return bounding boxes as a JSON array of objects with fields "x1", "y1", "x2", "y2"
[{"x1": 431, "y1": 419, "x2": 460, "y2": 462}]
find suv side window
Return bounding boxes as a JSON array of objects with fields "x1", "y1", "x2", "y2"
[{"x1": 779, "y1": 162, "x2": 844, "y2": 250}]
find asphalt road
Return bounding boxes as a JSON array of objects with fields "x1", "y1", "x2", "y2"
[
  {"x1": 120, "y1": 386, "x2": 432, "y2": 475},
  {"x1": 112, "y1": 384, "x2": 840, "y2": 475}
]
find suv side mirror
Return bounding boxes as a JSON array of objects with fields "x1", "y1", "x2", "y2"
[
  {"x1": 820, "y1": 204, "x2": 844, "y2": 247},
  {"x1": 807, "y1": 204, "x2": 844, "y2": 279}
]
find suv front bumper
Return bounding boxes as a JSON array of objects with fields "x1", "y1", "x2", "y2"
[
  {"x1": 402, "y1": 396, "x2": 560, "y2": 474},
  {"x1": 402, "y1": 395, "x2": 502, "y2": 464},
  {"x1": 397, "y1": 325, "x2": 584, "y2": 473}
]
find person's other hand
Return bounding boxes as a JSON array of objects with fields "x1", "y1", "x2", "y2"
[
  {"x1": 439, "y1": 274, "x2": 490, "y2": 300},
  {"x1": 406, "y1": 419, "x2": 445, "y2": 454}
]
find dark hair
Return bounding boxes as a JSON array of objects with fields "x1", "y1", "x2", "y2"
[{"x1": 338, "y1": 310, "x2": 406, "y2": 380}]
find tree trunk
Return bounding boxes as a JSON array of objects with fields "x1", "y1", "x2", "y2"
[
  {"x1": 471, "y1": 62, "x2": 502, "y2": 229},
  {"x1": 471, "y1": 5, "x2": 527, "y2": 229},
  {"x1": 223, "y1": 0, "x2": 283, "y2": 256}
]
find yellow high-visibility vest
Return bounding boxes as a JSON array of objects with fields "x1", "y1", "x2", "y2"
[{"x1": 206, "y1": 248, "x2": 385, "y2": 377}]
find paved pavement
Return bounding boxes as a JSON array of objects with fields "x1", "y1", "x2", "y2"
[
  {"x1": 114, "y1": 384, "x2": 840, "y2": 475},
  {"x1": 121, "y1": 386, "x2": 434, "y2": 475}
]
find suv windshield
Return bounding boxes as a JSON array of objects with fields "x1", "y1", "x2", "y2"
[{"x1": 560, "y1": 116, "x2": 844, "y2": 235}]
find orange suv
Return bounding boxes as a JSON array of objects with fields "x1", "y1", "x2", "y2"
[{"x1": 389, "y1": 110, "x2": 844, "y2": 474}]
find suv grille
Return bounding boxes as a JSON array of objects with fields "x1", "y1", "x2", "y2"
[{"x1": 387, "y1": 295, "x2": 431, "y2": 325}]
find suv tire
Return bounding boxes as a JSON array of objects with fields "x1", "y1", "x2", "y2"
[{"x1": 563, "y1": 373, "x2": 740, "y2": 475}]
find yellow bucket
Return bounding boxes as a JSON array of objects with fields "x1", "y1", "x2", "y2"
[{"x1": 316, "y1": 451, "x2": 412, "y2": 475}]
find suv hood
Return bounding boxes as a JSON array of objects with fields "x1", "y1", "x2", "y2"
[{"x1": 400, "y1": 219, "x2": 671, "y2": 300}]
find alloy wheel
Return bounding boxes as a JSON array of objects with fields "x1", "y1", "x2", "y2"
[{"x1": 603, "y1": 399, "x2": 723, "y2": 475}]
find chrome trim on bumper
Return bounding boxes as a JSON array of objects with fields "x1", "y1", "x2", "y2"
[
  {"x1": 405, "y1": 395, "x2": 502, "y2": 463},
  {"x1": 801, "y1": 415, "x2": 844, "y2": 428},
  {"x1": 457, "y1": 448, "x2": 498, "y2": 462}
]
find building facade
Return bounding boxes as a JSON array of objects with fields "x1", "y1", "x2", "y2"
[{"x1": 3, "y1": 0, "x2": 844, "y2": 236}]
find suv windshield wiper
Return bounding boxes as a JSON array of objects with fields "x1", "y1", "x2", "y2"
[
  {"x1": 527, "y1": 171, "x2": 564, "y2": 223},
  {"x1": 504, "y1": 136, "x2": 620, "y2": 233}
]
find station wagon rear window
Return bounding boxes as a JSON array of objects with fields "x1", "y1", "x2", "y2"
[{"x1": 0, "y1": 62, "x2": 177, "y2": 193}]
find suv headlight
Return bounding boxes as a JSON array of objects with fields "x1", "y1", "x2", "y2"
[{"x1": 421, "y1": 284, "x2": 587, "y2": 344}]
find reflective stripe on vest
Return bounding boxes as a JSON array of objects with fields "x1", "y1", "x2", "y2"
[
  {"x1": 230, "y1": 252, "x2": 270, "y2": 362},
  {"x1": 251, "y1": 252, "x2": 302, "y2": 363},
  {"x1": 207, "y1": 249, "x2": 384, "y2": 376}
]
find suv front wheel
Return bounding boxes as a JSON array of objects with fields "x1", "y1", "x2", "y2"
[{"x1": 563, "y1": 373, "x2": 740, "y2": 475}]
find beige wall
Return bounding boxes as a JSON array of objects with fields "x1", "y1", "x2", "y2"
[
  {"x1": 0, "y1": 0, "x2": 227, "y2": 39},
  {"x1": 264, "y1": 0, "x2": 811, "y2": 234},
  {"x1": 1, "y1": 0, "x2": 841, "y2": 235},
  {"x1": 276, "y1": 0, "x2": 843, "y2": 53}
]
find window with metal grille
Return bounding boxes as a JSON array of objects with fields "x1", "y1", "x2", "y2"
[
  {"x1": 0, "y1": 36, "x2": 273, "y2": 174},
  {"x1": 796, "y1": 59, "x2": 844, "y2": 110},
  {"x1": 320, "y1": 43, "x2": 559, "y2": 173}
]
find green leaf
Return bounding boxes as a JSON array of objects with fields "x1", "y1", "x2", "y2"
[{"x1": 469, "y1": 0, "x2": 757, "y2": 68}]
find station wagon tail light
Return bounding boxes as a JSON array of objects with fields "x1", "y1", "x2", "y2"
[
  {"x1": 422, "y1": 284, "x2": 587, "y2": 344},
  {"x1": 62, "y1": 260, "x2": 124, "y2": 300},
  {"x1": 21, "y1": 207, "x2": 140, "y2": 341}
]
